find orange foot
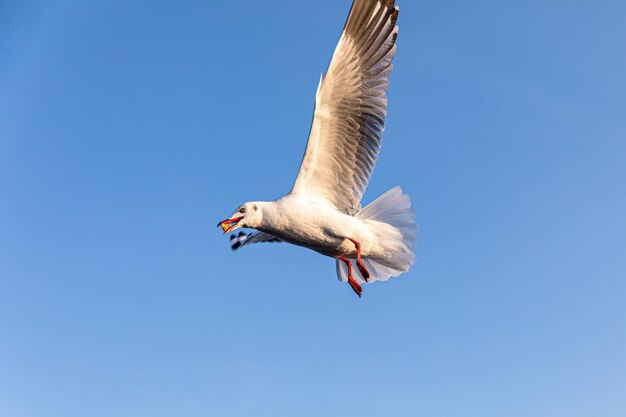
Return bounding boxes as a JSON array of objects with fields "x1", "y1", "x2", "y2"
[
  {"x1": 338, "y1": 255, "x2": 362, "y2": 298},
  {"x1": 348, "y1": 277, "x2": 362, "y2": 298},
  {"x1": 348, "y1": 238, "x2": 370, "y2": 282}
]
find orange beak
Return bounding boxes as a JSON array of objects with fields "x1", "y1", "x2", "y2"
[{"x1": 217, "y1": 216, "x2": 243, "y2": 234}]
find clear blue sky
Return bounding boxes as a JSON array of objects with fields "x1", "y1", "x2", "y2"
[{"x1": 1, "y1": 0, "x2": 625, "y2": 416}]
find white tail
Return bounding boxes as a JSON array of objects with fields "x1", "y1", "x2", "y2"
[{"x1": 336, "y1": 186, "x2": 417, "y2": 284}]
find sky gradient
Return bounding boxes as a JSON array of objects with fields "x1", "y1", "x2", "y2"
[{"x1": 1, "y1": 1, "x2": 626, "y2": 416}]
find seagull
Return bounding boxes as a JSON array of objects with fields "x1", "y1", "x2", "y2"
[{"x1": 218, "y1": 0, "x2": 416, "y2": 297}]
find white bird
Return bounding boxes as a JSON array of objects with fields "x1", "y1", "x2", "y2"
[{"x1": 218, "y1": 0, "x2": 416, "y2": 297}]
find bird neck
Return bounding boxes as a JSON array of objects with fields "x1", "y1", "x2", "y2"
[{"x1": 253, "y1": 200, "x2": 280, "y2": 233}]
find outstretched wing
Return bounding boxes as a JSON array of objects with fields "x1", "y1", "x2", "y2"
[
  {"x1": 291, "y1": 0, "x2": 399, "y2": 214},
  {"x1": 230, "y1": 231, "x2": 281, "y2": 251}
]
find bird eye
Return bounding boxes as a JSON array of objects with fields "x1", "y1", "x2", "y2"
[{"x1": 239, "y1": 206, "x2": 246, "y2": 214}]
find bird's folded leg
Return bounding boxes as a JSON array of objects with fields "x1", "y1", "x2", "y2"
[
  {"x1": 338, "y1": 255, "x2": 362, "y2": 298},
  {"x1": 347, "y1": 238, "x2": 370, "y2": 282}
]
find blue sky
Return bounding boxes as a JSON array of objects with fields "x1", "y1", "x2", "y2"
[{"x1": 1, "y1": 0, "x2": 625, "y2": 416}]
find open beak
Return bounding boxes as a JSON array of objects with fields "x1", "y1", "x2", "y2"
[{"x1": 217, "y1": 216, "x2": 244, "y2": 234}]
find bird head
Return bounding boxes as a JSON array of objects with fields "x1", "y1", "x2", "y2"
[{"x1": 217, "y1": 203, "x2": 261, "y2": 234}]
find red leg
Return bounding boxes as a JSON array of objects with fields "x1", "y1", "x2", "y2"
[
  {"x1": 347, "y1": 238, "x2": 370, "y2": 282},
  {"x1": 338, "y1": 255, "x2": 362, "y2": 298}
]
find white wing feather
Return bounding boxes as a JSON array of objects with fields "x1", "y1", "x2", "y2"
[{"x1": 291, "y1": 0, "x2": 400, "y2": 214}]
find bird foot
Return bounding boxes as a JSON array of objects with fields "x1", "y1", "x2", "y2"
[
  {"x1": 347, "y1": 238, "x2": 370, "y2": 282},
  {"x1": 348, "y1": 277, "x2": 362, "y2": 298},
  {"x1": 338, "y1": 255, "x2": 363, "y2": 298},
  {"x1": 356, "y1": 260, "x2": 370, "y2": 282}
]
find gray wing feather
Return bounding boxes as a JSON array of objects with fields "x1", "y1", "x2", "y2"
[
  {"x1": 291, "y1": 0, "x2": 399, "y2": 214},
  {"x1": 230, "y1": 231, "x2": 281, "y2": 251}
]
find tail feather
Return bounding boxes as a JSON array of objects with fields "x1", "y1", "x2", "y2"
[{"x1": 336, "y1": 186, "x2": 417, "y2": 284}]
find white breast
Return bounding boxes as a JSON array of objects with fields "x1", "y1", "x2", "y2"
[{"x1": 258, "y1": 195, "x2": 392, "y2": 258}]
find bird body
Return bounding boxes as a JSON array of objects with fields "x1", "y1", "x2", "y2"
[
  {"x1": 218, "y1": 0, "x2": 416, "y2": 297},
  {"x1": 251, "y1": 195, "x2": 398, "y2": 259}
]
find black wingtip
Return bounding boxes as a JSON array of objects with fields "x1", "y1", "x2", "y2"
[{"x1": 230, "y1": 232, "x2": 248, "y2": 251}]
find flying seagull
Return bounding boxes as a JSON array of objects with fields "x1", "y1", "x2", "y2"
[{"x1": 218, "y1": 0, "x2": 416, "y2": 297}]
